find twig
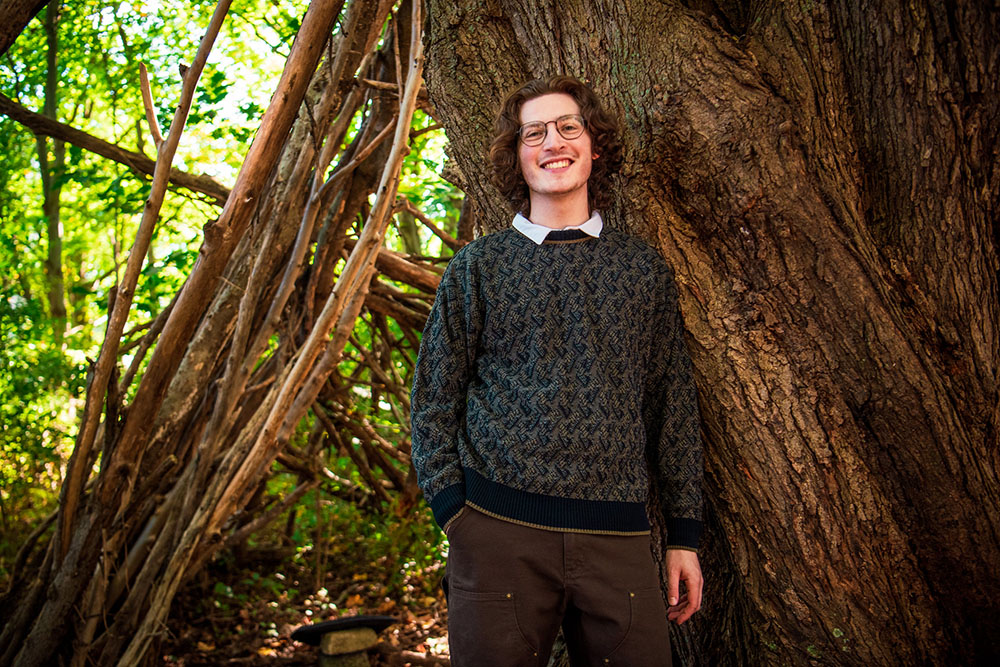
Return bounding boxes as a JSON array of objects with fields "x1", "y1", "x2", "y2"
[
  {"x1": 409, "y1": 122, "x2": 441, "y2": 139},
  {"x1": 138, "y1": 63, "x2": 163, "y2": 149},
  {"x1": 225, "y1": 478, "x2": 319, "y2": 549},
  {"x1": 395, "y1": 196, "x2": 462, "y2": 250},
  {"x1": 316, "y1": 408, "x2": 391, "y2": 504},
  {"x1": 4, "y1": 510, "x2": 58, "y2": 594},
  {"x1": 314, "y1": 115, "x2": 397, "y2": 202},
  {"x1": 347, "y1": 333, "x2": 413, "y2": 412},
  {"x1": 118, "y1": 292, "x2": 177, "y2": 394},
  {"x1": 359, "y1": 77, "x2": 400, "y2": 92},
  {"x1": 343, "y1": 237, "x2": 441, "y2": 293}
]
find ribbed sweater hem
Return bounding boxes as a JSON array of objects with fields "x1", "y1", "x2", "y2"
[
  {"x1": 464, "y1": 468, "x2": 651, "y2": 535},
  {"x1": 429, "y1": 482, "x2": 466, "y2": 530}
]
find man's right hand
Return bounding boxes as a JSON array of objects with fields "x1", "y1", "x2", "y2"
[{"x1": 665, "y1": 548, "x2": 703, "y2": 624}]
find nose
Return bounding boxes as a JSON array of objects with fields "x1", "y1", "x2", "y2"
[{"x1": 541, "y1": 123, "x2": 566, "y2": 150}]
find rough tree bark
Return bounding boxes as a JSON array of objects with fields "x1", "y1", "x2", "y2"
[
  {"x1": 0, "y1": 0, "x2": 47, "y2": 57},
  {"x1": 424, "y1": 0, "x2": 998, "y2": 665}
]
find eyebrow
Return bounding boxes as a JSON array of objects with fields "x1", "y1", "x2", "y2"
[{"x1": 520, "y1": 113, "x2": 580, "y2": 123}]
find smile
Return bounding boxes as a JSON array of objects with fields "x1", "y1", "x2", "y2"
[{"x1": 541, "y1": 159, "x2": 572, "y2": 170}]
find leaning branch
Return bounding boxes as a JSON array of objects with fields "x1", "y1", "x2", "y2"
[
  {"x1": 65, "y1": 0, "x2": 235, "y2": 561},
  {"x1": 0, "y1": 93, "x2": 229, "y2": 205}
]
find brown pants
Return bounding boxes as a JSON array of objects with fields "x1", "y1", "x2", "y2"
[{"x1": 444, "y1": 507, "x2": 672, "y2": 667}]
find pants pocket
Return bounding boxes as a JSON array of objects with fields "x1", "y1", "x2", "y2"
[
  {"x1": 443, "y1": 506, "x2": 468, "y2": 538},
  {"x1": 603, "y1": 587, "x2": 671, "y2": 666},
  {"x1": 448, "y1": 587, "x2": 540, "y2": 667}
]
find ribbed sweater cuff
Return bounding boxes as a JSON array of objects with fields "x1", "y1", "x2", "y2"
[
  {"x1": 429, "y1": 482, "x2": 466, "y2": 530},
  {"x1": 665, "y1": 517, "x2": 703, "y2": 550}
]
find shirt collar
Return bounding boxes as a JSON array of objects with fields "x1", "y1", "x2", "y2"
[{"x1": 512, "y1": 211, "x2": 604, "y2": 245}]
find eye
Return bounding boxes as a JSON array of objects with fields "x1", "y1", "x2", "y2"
[
  {"x1": 521, "y1": 123, "x2": 545, "y2": 141},
  {"x1": 558, "y1": 117, "x2": 582, "y2": 134}
]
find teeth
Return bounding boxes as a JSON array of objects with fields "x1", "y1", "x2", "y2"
[{"x1": 543, "y1": 159, "x2": 570, "y2": 169}]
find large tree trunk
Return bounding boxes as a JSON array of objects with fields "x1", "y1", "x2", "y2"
[{"x1": 424, "y1": 1, "x2": 999, "y2": 664}]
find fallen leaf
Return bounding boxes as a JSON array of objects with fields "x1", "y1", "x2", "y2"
[
  {"x1": 196, "y1": 641, "x2": 215, "y2": 652},
  {"x1": 346, "y1": 594, "x2": 363, "y2": 608}
]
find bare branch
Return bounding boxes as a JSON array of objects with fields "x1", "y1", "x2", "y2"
[
  {"x1": 224, "y1": 479, "x2": 320, "y2": 549},
  {"x1": 138, "y1": 63, "x2": 163, "y2": 149},
  {"x1": 344, "y1": 237, "x2": 442, "y2": 293},
  {"x1": 395, "y1": 196, "x2": 463, "y2": 251},
  {"x1": 0, "y1": 93, "x2": 229, "y2": 204}
]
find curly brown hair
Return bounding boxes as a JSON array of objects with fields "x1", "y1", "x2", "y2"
[{"x1": 489, "y1": 75, "x2": 623, "y2": 215}]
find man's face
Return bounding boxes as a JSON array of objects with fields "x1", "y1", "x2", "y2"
[{"x1": 517, "y1": 93, "x2": 594, "y2": 208}]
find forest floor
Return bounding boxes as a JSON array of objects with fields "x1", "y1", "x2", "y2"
[{"x1": 160, "y1": 543, "x2": 451, "y2": 666}]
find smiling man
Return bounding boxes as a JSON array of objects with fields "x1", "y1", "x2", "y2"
[{"x1": 410, "y1": 75, "x2": 704, "y2": 666}]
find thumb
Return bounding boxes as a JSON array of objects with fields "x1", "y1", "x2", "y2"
[{"x1": 667, "y1": 566, "x2": 680, "y2": 606}]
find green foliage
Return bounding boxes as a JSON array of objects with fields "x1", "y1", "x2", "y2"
[
  {"x1": 396, "y1": 110, "x2": 464, "y2": 257},
  {"x1": 298, "y1": 490, "x2": 446, "y2": 600},
  {"x1": 0, "y1": 0, "x2": 461, "y2": 628},
  {"x1": 0, "y1": 283, "x2": 85, "y2": 536},
  {"x1": 0, "y1": 0, "x2": 306, "y2": 532}
]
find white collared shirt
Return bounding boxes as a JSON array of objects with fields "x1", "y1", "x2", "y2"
[{"x1": 512, "y1": 211, "x2": 604, "y2": 245}]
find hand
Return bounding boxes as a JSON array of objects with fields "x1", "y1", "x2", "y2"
[{"x1": 665, "y1": 549, "x2": 703, "y2": 624}]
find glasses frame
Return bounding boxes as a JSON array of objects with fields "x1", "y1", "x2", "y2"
[{"x1": 517, "y1": 114, "x2": 587, "y2": 146}]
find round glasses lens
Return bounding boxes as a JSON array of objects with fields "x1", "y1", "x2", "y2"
[
  {"x1": 521, "y1": 123, "x2": 546, "y2": 145},
  {"x1": 557, "y1": 117, "x2": 584, "y2": 139}
]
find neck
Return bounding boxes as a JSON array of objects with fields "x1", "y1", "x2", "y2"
[{"x1": 526, "y1": 191, "x2": 591, "y2": 229}]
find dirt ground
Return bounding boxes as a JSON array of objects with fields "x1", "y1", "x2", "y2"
[{"x1": 160, "y1": 548, "x2": 451, "y2": 666}]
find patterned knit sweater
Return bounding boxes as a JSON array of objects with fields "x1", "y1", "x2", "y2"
[{"x1": 410, "y1": 226, "x2": 704, "y2": 549}]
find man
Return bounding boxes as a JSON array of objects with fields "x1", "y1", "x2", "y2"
[{"x1": 410, "y1": 75, "x2": 703, "y2": 666}]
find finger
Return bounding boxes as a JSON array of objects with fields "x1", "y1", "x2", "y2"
[
  {"x1": 689, "y1": 571, "x2": 703, "y2": 613},
  {"x1": 667, "y1": 564, "x2": 680, "y2": 607},
  {"x1": 670, "y1": 598, "x2": 693, "y2": 624},
  {"x1": 667, "y1": 593, "x2": 689, "y2": 621},
  {"x1": 667, "y1": 593, "x2": 688, "y2": 610},
  {"x1": 667, "y1": 595, "x2": 695, "y2": 625},
  {"x1": 677, "y1": 605, "x2": 695, "y2": 625},
  {"x1": 677, "y1": 575, "x2": 704, "y2": 624}
]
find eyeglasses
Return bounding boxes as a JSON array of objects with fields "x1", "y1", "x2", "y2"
[{"x1": 517, "y1": 114, "x2": 587, "y2": 146}]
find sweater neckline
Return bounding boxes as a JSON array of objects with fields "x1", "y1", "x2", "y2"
[{"x1": 541, "y1": 229, "x2": 595, "y2": 244}]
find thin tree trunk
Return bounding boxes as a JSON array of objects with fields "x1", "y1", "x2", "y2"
[{"x1": 36, "y1": 0, "x2": 66, "y2": 345}]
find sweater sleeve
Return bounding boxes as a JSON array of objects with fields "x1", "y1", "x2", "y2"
[
  {"x1": 645, "y1": 264, "x2": 704, "y2": 551},
  {"x1": 410, "y1": 250, "x2": 479, "y2": 530}
]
